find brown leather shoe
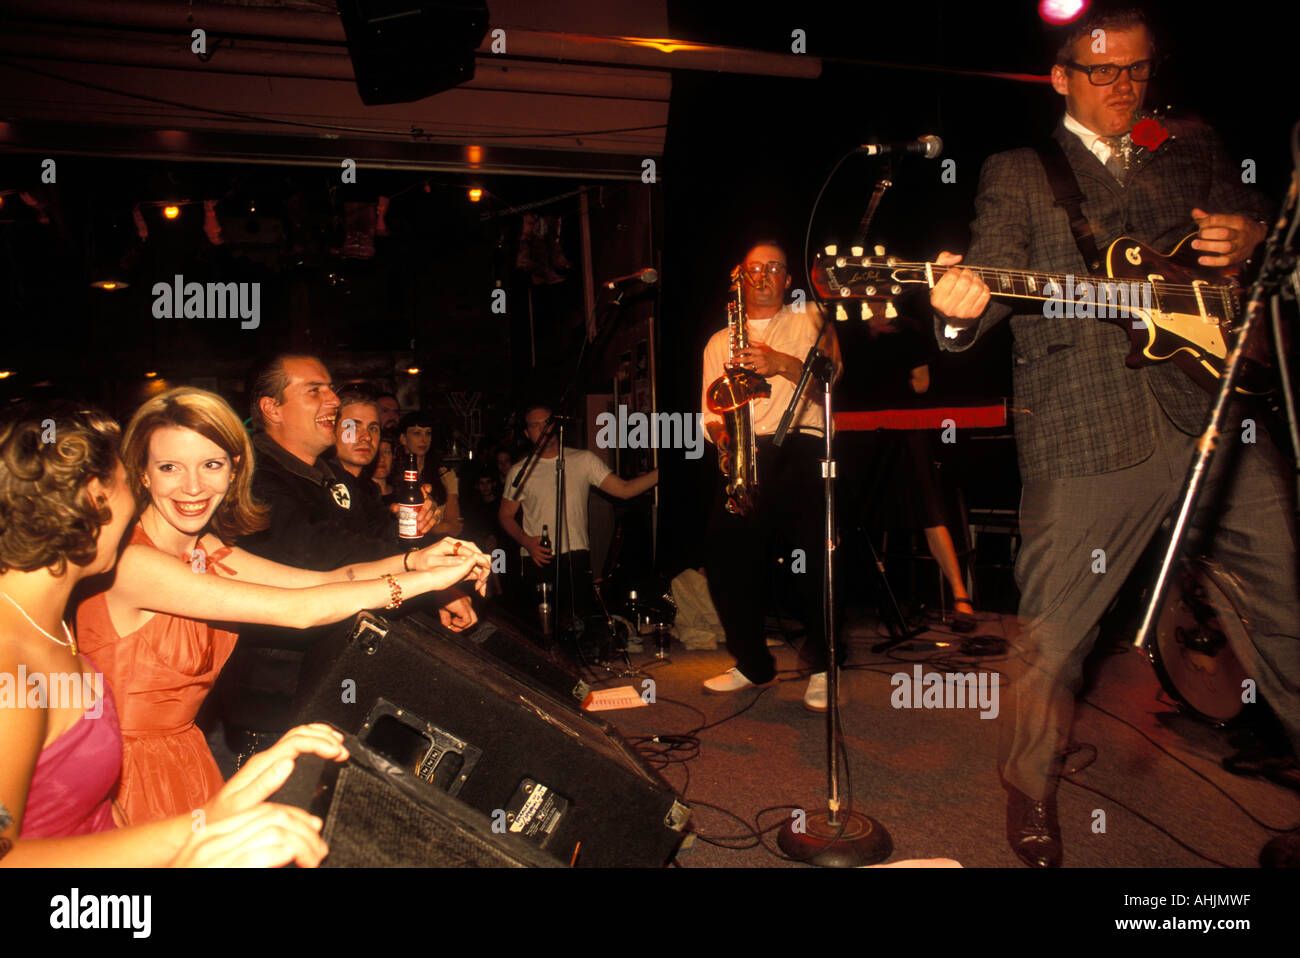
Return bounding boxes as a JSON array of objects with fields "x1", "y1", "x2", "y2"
[{"x1": 1006, "y1": 785, "x2": 1062, "y2": 868}]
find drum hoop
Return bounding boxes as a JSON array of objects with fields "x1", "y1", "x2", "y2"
[{"x1": 1147, "y1": 556, "x2": 1253, "y2": 727}]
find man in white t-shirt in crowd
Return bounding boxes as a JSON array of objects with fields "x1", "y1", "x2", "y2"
[{"x1": 499, "y1": 403, "x2": 658, "y2": 626}]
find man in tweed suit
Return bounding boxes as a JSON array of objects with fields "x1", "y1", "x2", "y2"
[{"x1": 931, "y1": 7, "x2": 1298, "y2": 866}]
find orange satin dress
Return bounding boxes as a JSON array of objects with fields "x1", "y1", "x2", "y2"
[{"x1": 76, "y1": 524, "x2": 239, "y2": 825}]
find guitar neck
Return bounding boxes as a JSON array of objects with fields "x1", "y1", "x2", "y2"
[{"x1": 905, "y1": 262, "x2": 1090, "y2": 303}]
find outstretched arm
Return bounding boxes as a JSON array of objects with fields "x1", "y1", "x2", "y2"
[
  {"x1": 598, "y1": 471, "x2": 658, "y2": 500},
  {"x1": 111, "y1": 543, "x2": 488, "y2": 630}
]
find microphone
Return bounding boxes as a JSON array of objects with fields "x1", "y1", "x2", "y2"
[
  {"x1": 603, "y1": 267, "x2": 660, "y2": 290},
  {"x1": 857, "y1": 135, "x2": 943, "y2": 159}
]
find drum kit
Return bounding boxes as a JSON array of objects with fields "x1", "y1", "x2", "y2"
[{"x1": 1148, "y1": 557, "x2": 1254, "y2": 726}]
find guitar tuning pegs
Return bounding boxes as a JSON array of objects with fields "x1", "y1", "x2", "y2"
[
  {"x1": 835, "y1": 303, "x2": 848, "y2": 322},
  {"x1": 884, "y1": 302, "x2": 898, "y2": 319},
  {"x1": 850, "y1": 246, "x2": 864, "y2": 257},
  {"x1": 874, "y1": 245, "x2": 886, "y2": 256},
  {"x1": 824, "y1": 244, "x2": 838, "y2": 256},
  {"x1": 860, "y1": 302, "x2": 873, "y2": 320}
]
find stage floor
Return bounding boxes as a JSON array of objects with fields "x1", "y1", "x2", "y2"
[{"x1": 591, "y1": 608, "x2": 1299, "y2": 868}]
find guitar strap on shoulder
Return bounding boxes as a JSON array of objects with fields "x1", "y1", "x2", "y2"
[{"x1": 1035, "y1": 138, "x2": 1103, "y2": 273}]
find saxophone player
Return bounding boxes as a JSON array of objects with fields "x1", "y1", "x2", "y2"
[{"x1": 700, "y1": 239, "x2": 844, "y2": 710}]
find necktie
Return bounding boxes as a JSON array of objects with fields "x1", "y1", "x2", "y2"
[{"x1": 1100, "y1": 133, "x2": 1132, "y2": 184}]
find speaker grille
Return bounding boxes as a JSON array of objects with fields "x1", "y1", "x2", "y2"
[{"x1": 322, "y1": 765, "x2": 529, "y2": 867}]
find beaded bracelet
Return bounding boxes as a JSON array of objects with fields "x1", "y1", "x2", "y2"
[{"x1": 382, "y1": 573, "x2": 402, "y2": 610}]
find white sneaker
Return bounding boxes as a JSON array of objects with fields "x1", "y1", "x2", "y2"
[
  {"x1": 804, "y1": 671, "x2": 829, "y2": 711},
  {"x1": 703, "y1": 667, "x2": 778, "y2": 693}
]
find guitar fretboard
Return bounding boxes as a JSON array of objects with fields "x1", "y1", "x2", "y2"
[{"x1": 889, "y1": 262, "x2": 1237, "y2": 317}]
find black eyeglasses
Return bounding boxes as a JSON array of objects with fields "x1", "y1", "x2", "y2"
[{"x1": 1064, "y1": 58, "x2": 1156, "y2": 85}]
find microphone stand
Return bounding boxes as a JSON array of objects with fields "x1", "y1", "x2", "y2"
[
  {"x1": 511, "y1": 414, "x2": 571, "y2": 646},
  {"x1": 510, "y1": 284, "x2": 649, "y2": 662},
  {"x1": 774, "y1": 323, "x2": 892, "y2": 867},
  {"x1": 1134, "y1": 158, "x2": 1298, "y2": 651},
  {"x1": 824, "y1": 170, "x2": 919, "y2": 649}
]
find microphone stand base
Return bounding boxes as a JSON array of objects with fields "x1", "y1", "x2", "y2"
[{"x1": 776, "y1": 809, "x2": 892, "y2": 867}]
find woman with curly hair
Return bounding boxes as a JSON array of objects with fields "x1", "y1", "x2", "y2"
[
  {"x1": 75, "y1": 387, "x2": 490, "y2": 824},
  {"x1": 0, "y1": 401, "x2": 347, "y2": 866}
]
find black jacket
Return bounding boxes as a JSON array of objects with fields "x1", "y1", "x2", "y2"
[
  {"x1": 214, "y1": 432, "x2": 398, "y2": 734},
  {"x1": 239, "y1": 432, "x2": 395, "y2": 569}
]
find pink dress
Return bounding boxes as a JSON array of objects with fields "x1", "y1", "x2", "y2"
[
  {"x1": 77, "y1": 525, "x2": 239, "y2": 825},
  {"x1": 19, "y1": 666, "x2": 121, "y2": 838}
]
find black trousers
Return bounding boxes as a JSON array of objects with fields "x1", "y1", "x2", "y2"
[
  {"x1": 704, "y1": 433, "x2": 841, "y2": 683},
  {"x1": 520, "y1": 549, "x2": 595, "y2": 628}
]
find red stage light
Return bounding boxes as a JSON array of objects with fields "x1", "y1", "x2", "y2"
[{"x1": 1039, "y1": 0, "x2": 1087, "y2": 25}]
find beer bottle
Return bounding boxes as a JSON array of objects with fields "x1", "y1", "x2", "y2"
[
  {"x1": 397, "y1": 451, "x2": 423, "y2": 540},
  {"x1": 539, "y1": 524, "x2": 552, "y2": 553}
]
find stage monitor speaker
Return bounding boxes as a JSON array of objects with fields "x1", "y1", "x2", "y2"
[
  {"x1": 295, "y1": 611, "x2": 691, "y2": 867},
  {"x1": 336, "y1": 1, "x2": 489, "y2": 105},
  {"x1": 271, "y1": 730, "x2": 562, "y2": 867},
  {"x1": 408, "y1": 606, "x2": 592, "y2": 710}
]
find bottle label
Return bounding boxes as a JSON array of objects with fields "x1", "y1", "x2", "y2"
[
  {"x1": 403, "y1": 469, "x2": 419, "y2": 483},
  {"x1": 398, "y1": 504, "x2": 420, "y2": 539}
]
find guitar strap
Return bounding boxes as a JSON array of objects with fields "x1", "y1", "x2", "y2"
[{"x1": 1035, "y1": 138, "x2": 1104, "y2": 273}]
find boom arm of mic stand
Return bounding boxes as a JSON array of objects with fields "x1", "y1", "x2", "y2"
[
  {"x1": 851, "y1": 168, "x2": 894, "y2": 250},
  {"x1": 774, "y1": 346, "x2": 834, "y2": 446},
  {"x1": 511, "y1": 417, "x2": 561, "y2": 494},
  {"x1": 774, "y1": 315, "x2": 835, "y2": 446}
]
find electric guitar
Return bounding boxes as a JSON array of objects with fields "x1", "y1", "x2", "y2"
[{"x1": 812, "y1": 233, "x2": 1272, "y2": 395}]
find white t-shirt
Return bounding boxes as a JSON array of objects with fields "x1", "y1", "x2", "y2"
[
  {"x1": 502, "y1": 448, "x2": 612, "y2": 555},
  {"x1": 700, "y1": 304, "x2": 841, "y2": 437}
]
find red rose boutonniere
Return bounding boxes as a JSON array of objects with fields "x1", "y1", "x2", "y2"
[{"x1": 1131, "y1": 117, "x2": 1170, "y2": 152}]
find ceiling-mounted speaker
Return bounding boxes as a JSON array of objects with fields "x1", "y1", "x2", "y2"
[{"x1": 335, "y1": 1, "x2": 490, "y2": 106}]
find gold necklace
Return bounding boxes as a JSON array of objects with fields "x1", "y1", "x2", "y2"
[{"x1": 1, "y1": 591, "x2": 79, "y2": 655}]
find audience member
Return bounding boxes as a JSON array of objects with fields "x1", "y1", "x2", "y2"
[
  {"x1": 76, "y1": 387, "x2": 487, "y2": 821},
  {"x1": 0, "y1": 401, "x2": 347, "y2": 866}
]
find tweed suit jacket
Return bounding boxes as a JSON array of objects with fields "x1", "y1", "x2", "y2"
[{"x1": 937, "y1": 118, "x2": 1269, "y2": 482}]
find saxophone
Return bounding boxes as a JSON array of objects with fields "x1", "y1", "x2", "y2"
[{"x1": 706, "y1": 265, "x2": 771, "y2": 515}]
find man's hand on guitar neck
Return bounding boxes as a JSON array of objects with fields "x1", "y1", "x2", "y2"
[
  {"x1": 930, "y1": 251, "x2": 991, "y2": 328},
  {"x1": 1190, "y1": 209, "x2": 1267, "y2": 268}
]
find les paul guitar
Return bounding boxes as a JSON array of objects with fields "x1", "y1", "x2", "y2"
[{"x1": 812, "y1": 232, "x2": 1272, "y2": 396}]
